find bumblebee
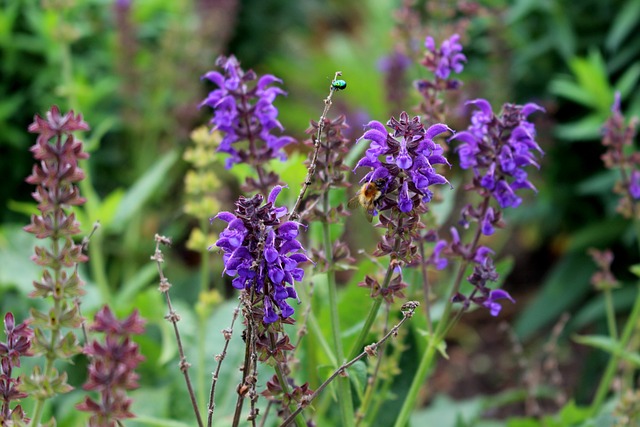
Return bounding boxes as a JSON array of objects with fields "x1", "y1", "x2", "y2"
[{"x1": 348, "y1": 178, "x2": 386, "y2": 222}]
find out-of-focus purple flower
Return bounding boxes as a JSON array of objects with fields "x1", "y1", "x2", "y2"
[
  {"x1": 378, "y1": 50, "x2": 412, "y2": 74},
  {"x1": 212, "y1": 186, "x2": 310, "y2": 324},
  {"x1": 451, "y1": 99, "x2": 544, "y2": 211},
  {"x1": 601, "y1": 92, "x2": 640, "y2": 217},
  {"x1": 353, "y1": 112, "x2": 451, "y2": 216},
  {"x1": 424, "y1": 34, "x2": 466, "y2": 80},
  {"x1": 421, "y1": 34, "x2": 466, "y2": 81},
  {"x1": 379, "y1": 49, "x2": 413, "y2": 116},
  {"x1": 200, "y1": 55, "x2": 295, "y2": 169},
  {"x1": 0, "y1": 313, "x2": 33, "y2": 423},
  {"x1": 630, "y1": 170, "x2": 640, "y2": 199},
  {"x1": 426, "y1": 239, "x2": 448, "y2": 270}
]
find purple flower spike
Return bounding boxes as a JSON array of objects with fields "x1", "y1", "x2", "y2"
[
  {"x1": 423, "y1": 34, "x2": 467, "y2": 80},
  {"x1": 212, "y1": 189, "x2": 310, "y2": 324},
  {"x1": 451, "y1": 100, "x2": 544, "y2": 210},
  {"x1": 353, "y1": 112, "x2": 451, "y2": 218},
  {"x1": 200, "y1": 55, "x2": 295, "y2": 169}
]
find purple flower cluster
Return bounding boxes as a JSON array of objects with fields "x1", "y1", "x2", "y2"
[
  {"x1": 601, "y1": 93, "x2": 640, "y2": 217},
  {"x1": 452, "y1": 99, "x2": 544, "y2": 212},
  {"x1": 354, "y1": 112, "x2": 451, "y2": 215},
  {"x1": 445, "y1": 228, "x2": 515, "y2": 316},
  {"x1": 0, "y1": 313, "x2": 33, "y2": 424},
  {"x1": 212, "y1": 186, "x2": 310, "y2": 324},
  {"x1": 200, "y1": 55, "x2": 295, "y2": 169},
  {"x1": 423, "y1": 34, "x2": 466, "y2": 80}
]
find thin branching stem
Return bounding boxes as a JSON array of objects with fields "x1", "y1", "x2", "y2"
[
  {"x1": 279, "y1": 302, "x2": 420, "y2": 427},
  {"x1": 355, "y1": 302, "x2": 391, "y2": 426},
  {"x1": 153, "y1": 234, "x2": 204, "y2": 427},
  {"x1": 232, "y1": 291, "x2": 256, "y2": 426},
  {"x1": 207, "y1": 302, "x2": 241, "y2": 427},
  {"x1": 417, "y1": 240, "x2": 433, "y2": 335},
  {"x1": 289, "y1": 71, "x2": 343, "y2": 220}
]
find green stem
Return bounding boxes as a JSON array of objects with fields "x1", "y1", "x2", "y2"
[
  {"x1": 590, "y1": 283, "x2": 640, "y2": 415},
  {"x1": 347, "y1": 214, "x2": 405, "y2": 361},
  {"x1": 347, "y1": 263, "x2": 393, "y2": 360},
  {"x1": 272, "y1": 342, "x2": 307, "y2": 427},
  {"x1": 197, "y1": 218, "x2": 210, "y2": 410},
  {"x1": 200, "y1": 218, "x2": 211, "y2": 294},
  {"x1": 31, "y1": 202, "x2": 63, "y2": 426},
  {"x1": 393, "y1": 207, "x2": 484, "y2": 427},
  {"x1": 603, "y1": 288, "x2": 618, "y2": 340},
  {"x1": 323, "y1": 195, "x2": 355, "y2": 427}
]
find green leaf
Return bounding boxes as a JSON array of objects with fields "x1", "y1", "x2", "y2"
[
  {"x1": 573, "y1": 334, "x2": 640, "y2": 366},
  {"x1": 110, "y1": 149, "x2": 179, "y2": 233},
  {"x1": 515, "y1": 252, "x2": 594, "y2": 340},
  {"x1": 348, "y1": 360, "x2": 368, "y2": 401},
  {"x1": 549, "y1": 77, "x2": 598, "y2": 108},
  {"x1": 572, "y1": 285, "x2": 638, "y2": 330},
  {"x1": 411, "y1": 394, "x2": 485, "y2": 427},
  {"x1": 606, "y1": 0, "x2": 640, "y2": 51},
  {"x1": 554, "y1": 114, "x2": 606, "y2": 141},
  {"x1": 630, "y1": 264, "x2": 640, "y2": 278},
  {"x1": 94, "y1": 188, "x2": 124, "y2": 229},
  {"x1": 566, "y1": 217, "x2": 629, "y2": 252},
  {"x1": 0, "y1": 224, "x2": 39, "y2": 294},
  {"x1": 550, "y1": 4, "x2": 576, "y2": 59},
  {"x1": 614, "y1": 61, "x2": 640, "y2": 99},
  {"x1": 115, "y1": 262, "x2": 158, "y2": 308},
  {"x1": 570, "y1": 50, "x2": 612, "y2": 114}
]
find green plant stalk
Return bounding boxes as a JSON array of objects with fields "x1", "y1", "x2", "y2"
[
  {"x1": 392, "y1": 265, "x2": 466, "y2": 427},
  {"x1": 394, "y1": 195, "x2": 488, "y2": 426},
  {"x1": 30, "y1": 217, "x2": 63, "y2": 426},
  {"x1": 590, "y1": 283, "x2": 640, "y2": 415},
  {"x1": 322, "y1": 195, "x2": 355, "y2": 427},
  {"x1": 347, "y1": 215, "x2": 404, "y2": 361},
  {"x1": 198, "y1": 217, "x2": 210, "y2": 410},
  {"x1": 200, "y1": 217, "x2": 211, "y2": 294},
  {"x1": 271, "y1": 341, "x2": 307, "y2": 427},
  {"x1": 604, "y1": 287, "x2": 618, "y2": 340},
  {"x1": 347, "y1": 262, "x2": 394, "y2": 361}
]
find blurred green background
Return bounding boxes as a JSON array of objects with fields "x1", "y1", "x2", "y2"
[{"x1": 1, "y1": 0, "x2": 640, "y2": 425}]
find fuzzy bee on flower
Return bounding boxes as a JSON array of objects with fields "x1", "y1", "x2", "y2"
[{"x1": 348, "y1": 178, "x2": 387, "y2": 222}]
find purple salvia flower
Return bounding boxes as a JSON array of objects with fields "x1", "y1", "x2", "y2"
[
  {"x1": 212, "y1": 187, "x2": 310, "y2": 324},
  {"x1": 420, "y1": 34, "x2": 466, "y2": 82},
  {"x1": 482, "y1": 290, "x2": 515, "y2": 317},
  {"x1": 200, "y1": 55, "x2": 295, "y2": 170},
  {"x1": 445, "y1": 226, "x2": 514, "y2": 316},
  {"x1": 451, "y1": 99, "x2": 544, "y2": 211},
  {"x1": 353, "y1": 112, "x2": 451, "y2": 218}
]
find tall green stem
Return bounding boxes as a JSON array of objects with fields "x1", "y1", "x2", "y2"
[
  {"x1": 323, "y1": 194, "x2": 355, "y2": 426},
  {"x1": 347, "y1": 263, "x2": 394, "y2": 360},
  {"x1": 590, "y1": 284, "x2": 640, "y2": 415},
  {"x1": 394, "y1": 198, "x2": 488, "y2": 427}
]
